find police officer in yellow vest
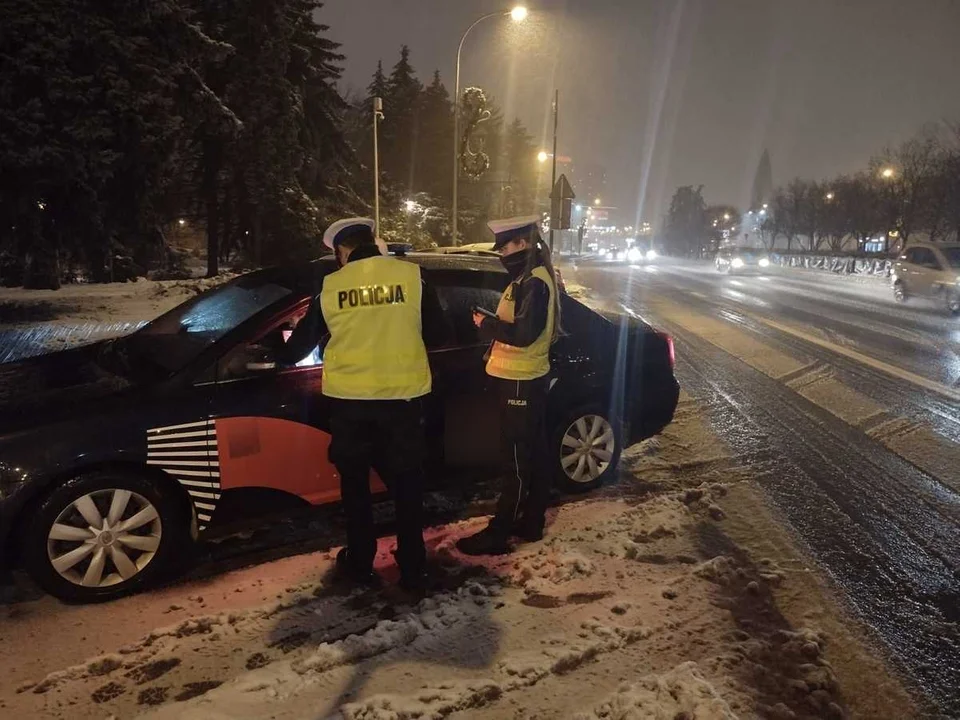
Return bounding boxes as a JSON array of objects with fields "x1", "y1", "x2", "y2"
[
  {"x1": 279, "y1": 218, "x2": 448, "y2": 589},
  {"x1": 457, "y1": 217, "x2": 560, "y2": 556}
]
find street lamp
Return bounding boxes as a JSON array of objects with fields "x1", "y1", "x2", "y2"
[
  {"x1": 825, "y1": 192, "x2": 835, "y2": 201},
  {"x1": 594, "y1": 198, "x2": 601, "y2": 206},
  {"x1": 452, "y1": 6, "x2": 528, "y2": 245},
  {"x1": 881, "y1": 167, "x2": 895, "y2": 179},
  {"x1": 537, "y1": 150, "x2": 549, "y2": 164},
  {"x1": 723, "y1": 213, "x2": 731, "y2": 221}
]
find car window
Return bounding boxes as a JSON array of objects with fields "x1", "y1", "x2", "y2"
[
  {"x1": 943, "y1": 247, "x2": 960, "y2": 268},
  {"x1": 913, "y1": 248, "x2": 941, "y2": 270},
  {"x1": 218, "y1": 301, "x2": 322, "y2": 381},
  {"x1": 434, "y1": 285, "x2": 503, "y2": 347},
  {"x1": 128, "y1": 280, "x2": 295, "y2": 374}
]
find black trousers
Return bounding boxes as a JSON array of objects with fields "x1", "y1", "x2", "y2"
[
  {"x1": 327, "y1": 397, "x2": 426, "y2": 577},
  {"x1": 488, "y1": 376, "x2": 551, "y2": 535}
]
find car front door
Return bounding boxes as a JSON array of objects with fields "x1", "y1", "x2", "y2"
[
  {"x1": 911, "y1": 248, "x2": 943, "y2": 297},
  {"x1": 203, "y1": 298, "x2": 355, "y2": 526}
]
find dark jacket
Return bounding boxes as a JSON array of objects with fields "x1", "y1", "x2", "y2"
[{"x1": 478, "y1": 251, "x2": 550, "y2": 349}]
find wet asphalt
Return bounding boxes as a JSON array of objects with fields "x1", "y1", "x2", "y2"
[{"x1": 572, "y1": 259, "x2": 960, "y2": 717}]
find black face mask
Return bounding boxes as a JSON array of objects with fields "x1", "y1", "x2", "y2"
[{"x1": 500, "y1": 249, "x2": 534, "y2": 278}]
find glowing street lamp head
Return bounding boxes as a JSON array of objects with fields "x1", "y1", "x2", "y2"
[
  {"x1": 723, "y1": 213, "x2": 731, "y2": 221},
  {"x1": 510, "y1": 6, "x2": 528, "y2": 22},
  {"x1": 537, "y1": 150, "x2": 549, "y2": 163},
  {"x1": 825, "y1": 192, "x2": 835, "y2": 201},
  {"x1": 881, "y1": 167, "x2": 895, "y2": 179},
  {"x1": 594, "y1": 198, "x2": 601, "y2": 206}
]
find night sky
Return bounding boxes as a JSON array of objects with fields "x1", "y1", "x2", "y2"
[{"x1": 322, "y1": 0, "x2": 960, "y2": 226}]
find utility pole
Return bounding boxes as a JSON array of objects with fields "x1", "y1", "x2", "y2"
[
  {"x1": 549, "y1": 89, "x2": 559, "y2": 252},
  {"x1": 373, "y1": 97, "x2": 384, "y2": 232}
]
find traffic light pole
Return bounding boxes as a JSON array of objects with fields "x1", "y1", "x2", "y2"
[{"x1": 549, "y1": 89, "x2": 559, "y2": 252}]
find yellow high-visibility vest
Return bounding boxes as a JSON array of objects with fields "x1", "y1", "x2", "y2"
[
  {"x1": 320, "y1": 255, "x2": 431, "y2": 400},
  {"x1": 486, "y1": 265, "x2": 556, "y2": 381}
]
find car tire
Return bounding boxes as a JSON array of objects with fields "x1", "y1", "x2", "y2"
[
  {"x1": 946, "y1": 289, "x2": 960, "y2": 316},
  {"x1": 22, "y1": 471, "x2": 190, "y2": 603},
  {"x1": 549, "y1": 405, "x2": 622, "y2": 494},
  {"x1": 893, "y1": 280, "x2": 909, "y2": 304}
]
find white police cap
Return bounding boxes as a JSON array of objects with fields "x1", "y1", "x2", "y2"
[
  {"x1": 323, "y1": 217, "x2": 376, "y2": 251},
  {"x1": 487, "y1": 215, "x2": 542, "y2": 250}
]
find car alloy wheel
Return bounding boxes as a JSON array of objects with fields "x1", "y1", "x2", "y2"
[
  {"x1": 24, "y1": 471, "x2": 190, "y2": 602},
  {"x1": 560, "y1": 414, "x2": 616, "y2": 485},
  {"x1": 893, "y1": 280, "x2": 908, "y2": 303},
  {"x1": 947, "y1": 290, "x2": 960, "y2": 316},
  {"x1": 47, "y1": 489, "x2": 162, "y2": 588}
]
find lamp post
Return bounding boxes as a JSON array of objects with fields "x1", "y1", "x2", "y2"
[
  {"x1": 451, "y1": 6, "x2": 528, "y2": 245},
  {"x1": 373, "y1": 97, "x2": 384, "y2": 232}
]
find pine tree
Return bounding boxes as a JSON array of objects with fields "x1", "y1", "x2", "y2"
[
  {"x1": 368, "y1": 61, "x2": 388, "y2": 100},
  {"x1": 381, "y1": 45, "x2": 423, "y2": 192},
  {"x1": 0, "y1": 0, "x2": 231, "y2": 286},
  {"x1": 416, "y1": 70, "x2": 454, "y2": 202},
  {"x1": 504, "y1": 118, "x2": 538, "y2": 215}
]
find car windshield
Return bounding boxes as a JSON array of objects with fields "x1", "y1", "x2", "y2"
[
  {"x1": 943, "y1": 247, "x2": 960, "y2": 268},
  {"x1": 121, "y1": 279, "x2": 293, "y2": 374}
]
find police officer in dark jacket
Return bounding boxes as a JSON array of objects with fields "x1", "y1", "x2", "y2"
[
  {"x1": 278, "y1": 218, "x2": 448, "y2": 589},
  {"x1": 457, "y1": 217, "x2": 560, "y2": 556}
]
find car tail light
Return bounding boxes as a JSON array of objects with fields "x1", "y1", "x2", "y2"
[{"x1": 659, "y1": 332, "x2": 675, "y2": 369}]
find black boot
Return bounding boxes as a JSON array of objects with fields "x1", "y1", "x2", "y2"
[
  {"x1": 513, "y1": 518, "x2": 544, "y2": 543},
  {"x1": 456, "y1": 525, "x2": 511, "y2": 556},
  {"x1": 335, "y1": 548, "x2": 381, "y2": 587}
]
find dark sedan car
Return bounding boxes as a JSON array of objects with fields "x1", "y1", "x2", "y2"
[{"x1": 0, "y1": 253, "x2": 679, "y2": 602}]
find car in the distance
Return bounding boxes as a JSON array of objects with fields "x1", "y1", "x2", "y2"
[
  {"x1": 0, "y1": 252, "x2": 679, "y2": 602},
  {"x1": 715, "y1": 247, "x2": 771, "y2": 274},
  {"x1": 891, "y1": 242, "x2": 960, "y2": 315}
]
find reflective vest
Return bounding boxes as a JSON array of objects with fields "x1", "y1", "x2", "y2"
[
  {"x1": 320, "y1": 255, "x2": 431, "y2": 400},
  {"x1": 486, "y1": 265, "x2": 556, "y2": 381}
]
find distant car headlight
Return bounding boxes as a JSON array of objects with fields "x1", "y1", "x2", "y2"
[
  {"x1": 646, "y1": 249, "x2": 657, "y2": 261},
  {"x1": 759, "y1": 257, "x2": 770, "y2": 268},
  {"x1": 731, "y1": 258, "x2": 745, "y2": 269},
  {"x1": 627, "y1": 248, "x2": 642, "y2": 263}
]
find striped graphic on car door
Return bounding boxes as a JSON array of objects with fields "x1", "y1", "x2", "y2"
[{"x1": 147, "y1": 419, "x2": 221, "y2": 531}]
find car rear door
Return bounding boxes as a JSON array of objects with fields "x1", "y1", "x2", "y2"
[{"x1": 425, "y1": 268, "x2": 506, "y2": 475}]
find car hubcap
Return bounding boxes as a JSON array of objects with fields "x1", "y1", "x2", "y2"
[
  {"x1": 560, "y1": 415, "x2": 616, "y2": 484},
  {"x1": 47, "y1": 489, "x2": 162, "y2": 588}
]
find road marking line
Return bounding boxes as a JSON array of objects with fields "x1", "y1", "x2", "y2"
[{"x1": 750, "y1": 315, "x2": 960, "y2": 403}]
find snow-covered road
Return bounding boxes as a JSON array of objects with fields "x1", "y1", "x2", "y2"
[{"x1": 569, "y1": 260, "x2": 960, "y2": 716}]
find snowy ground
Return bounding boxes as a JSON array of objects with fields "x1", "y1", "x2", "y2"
[
  {"x1": 0, "y1": 271, "x2": 925, "y2": 719},
  {"x1": 0, "y1": 276, "x2": 232, "y2": 362},
  {"x1": 1, "y1": 390, "x2": 915, "y2": 719}
]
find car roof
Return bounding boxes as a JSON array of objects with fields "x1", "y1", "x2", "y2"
[
  {"x1": 239, "y1": 252, "x2": 506, "y2": 293},
  {"x1": 906, "y1": 242, "x2": 960, "y2": 250}
]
